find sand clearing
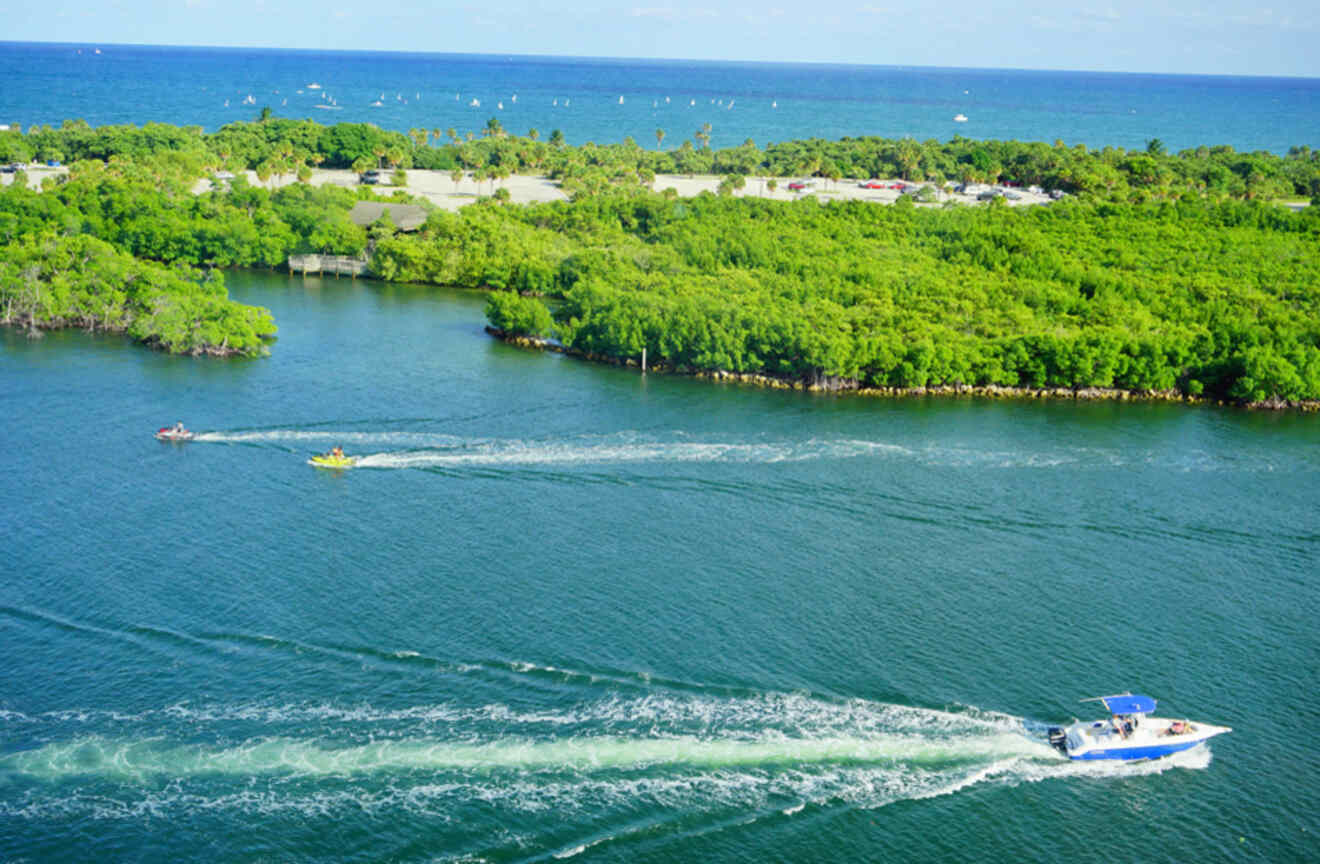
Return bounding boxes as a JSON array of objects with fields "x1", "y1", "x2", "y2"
[{"x1": 4, "y1": 163, "x2": 1053, "y2": 208}]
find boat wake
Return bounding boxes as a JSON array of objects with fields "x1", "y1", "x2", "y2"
[
  {"x1": 185, "y1": 429, "x2": 1277, "y2": 473},
  {"x1": 0, "y1": 692, "x2": 1213, "y2": 825}
]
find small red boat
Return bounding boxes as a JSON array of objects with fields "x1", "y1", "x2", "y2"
[{"x1": 155, "y1": 426, "x2": 195, "y2": 442}]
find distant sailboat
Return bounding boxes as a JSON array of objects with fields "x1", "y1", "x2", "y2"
[
  {"x1": 690, "y1": 99, "x2": 695, "y2": 106},
  {"x1": 511, "y1": 94, "x2": 517, "y2": 103},
  {"x1": 665, "y1": 96, "x2": 670, "y2": 103},
  {"x1": 371, "y1": 100, "x2": 384, "y2": 107},
  {"x1": 953, "y1": 114, "x2": 968, "y2": 122},
  {"x1": 470, "y1": 98, "x2": 480, "y2": 107},
  {"x1": 307, "y1": 83, "x2": 322, "y2": 89},
  {"x1": 497, "y1": 101, "x2": 504, "y2": 110},
  {"x1": 619, "y1": 96, "x2": 625, "y2": 104},
  {"x1": 553, "y1": 98, "x2": 558, "y2": 106},
  {"x1": 772, "y1": 100, "x2": 777, "y2": 108}
]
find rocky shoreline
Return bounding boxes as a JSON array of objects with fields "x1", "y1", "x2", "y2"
[{"x1": 486, "y1": 327, "x2": 1319, "y2": 412}]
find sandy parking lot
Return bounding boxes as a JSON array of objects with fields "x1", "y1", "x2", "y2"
[
  {"x1": 4, "y1": 163, "x2": 1054, "y2": 208},
  {"x1": 269, "y1": 169, "x2": 1055, "y2": 209}
]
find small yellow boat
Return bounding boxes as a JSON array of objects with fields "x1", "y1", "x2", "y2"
[{"x1": 308, "y1": 452, "x2": 357, "y2": 469}]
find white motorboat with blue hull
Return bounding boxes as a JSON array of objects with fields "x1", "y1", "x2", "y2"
[{"x1": 1048, "y1": 693, "x2": 1231, "y2": 761}]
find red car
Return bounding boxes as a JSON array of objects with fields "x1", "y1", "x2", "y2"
[
  {"x1": 787, "y1": 180, "x2": 813, "y2": 191},
  {"x1": 858, "y1": 180, "x2": 885, "y2": 189},
  {"x1": 889, "y1": 183, "x2": 906, "y2": 190}
]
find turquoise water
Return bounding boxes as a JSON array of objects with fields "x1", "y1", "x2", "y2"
[
  {"x1": 2, "y1": 273, "x2": 1317, "y2": 861},
  {"x1": 2, "y1": 42, "x2": 1318, "y2": 153}
]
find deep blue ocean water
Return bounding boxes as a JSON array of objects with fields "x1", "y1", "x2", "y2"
[
  {"x1": 2, "y1": 273, "x2": 1318, "y2": 862},
  {"x1": 1, "y1": 41, "x2": 1318, "y2": 153}
]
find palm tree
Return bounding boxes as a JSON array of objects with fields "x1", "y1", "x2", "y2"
[
  {"x1": 896, "y1": 139, "x2": 921, "y2": 181},
  {"x1": 528, "y1": 128, "x2": 540, "y2": 141},
  {"x1": 446, "y1": 127, "x2": 458, "y2": 145},
  {"x1": 450, "y1": 166, "x2": 464, "y2": 191},
  {"x1": 655, "y1": 128, "x2": 665, "y2": 150}
]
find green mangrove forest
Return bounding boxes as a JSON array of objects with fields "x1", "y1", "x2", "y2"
[{"x1": 1, "y1": 117, "x2": 1318, "y2": 404}]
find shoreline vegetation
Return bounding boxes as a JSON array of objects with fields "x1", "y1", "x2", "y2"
[
  {"x1": 2, "y1": 117, "x2": 1319, "y2": 406},
  {"x1": 486, "y1": 328, "x2": 1320, "y2": 412}
]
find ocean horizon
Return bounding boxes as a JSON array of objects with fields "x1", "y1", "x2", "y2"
[{"x1": 3, "y1": 40, "x2": 1317, "y2": 154}]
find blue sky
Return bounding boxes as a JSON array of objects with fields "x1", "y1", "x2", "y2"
[{"x1": 9, "y1": 1, "x2": 1317, "y2": 77}]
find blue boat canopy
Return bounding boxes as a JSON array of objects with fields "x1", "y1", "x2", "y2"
[{"x1": 1101, "y1": 694, "x2": 1156, "y2": 714}]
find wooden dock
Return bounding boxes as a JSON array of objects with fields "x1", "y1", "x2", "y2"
[{"x1": 287, "y1": 254, "x2": 369, "y2": 277}]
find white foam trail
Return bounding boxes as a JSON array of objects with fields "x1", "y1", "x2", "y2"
[
  {"x1": 0, "y1": 744, "x2": 1217, "y2": 822},
  {"x1": 194, "y1": 430, "x2": 465, "y2": 446},
  {"x1": 1, "y1": 731, "x2": 1054, "y2": 781},
  {"x1": 353, "y1": 441, "x2": 817, "y2": 469},
  {"x1": 1, "y1": 693, "x2": 1024, "y2": 738},
  {"x1": 187, "y1": 430, "x2": 1276, "y2": 473}
]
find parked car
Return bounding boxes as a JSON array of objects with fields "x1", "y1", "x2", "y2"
[
  {"x1": 1004, "y1": 191, "x2": 1022, "y2": 200},
  {"x1": 359, "y1": 169, "x2": 381, "y2": 185},
  {"x1": 787, "y1": 180, "x2": 813, "y2": 191},
  {"x1": 858, "y1": 180, "x2": 885, "y2": 189},
  {"x1": 0, "y1": 163, "x2": 17, "y2": 174}
]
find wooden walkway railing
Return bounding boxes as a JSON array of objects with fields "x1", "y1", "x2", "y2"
[{"x1": 287, "y1": 254, "x2": 369, "y2": 276}]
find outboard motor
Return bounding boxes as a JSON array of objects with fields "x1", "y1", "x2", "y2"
[{"x1": 1048, "y1": 726, "x2": 1069, "y2": 755}]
